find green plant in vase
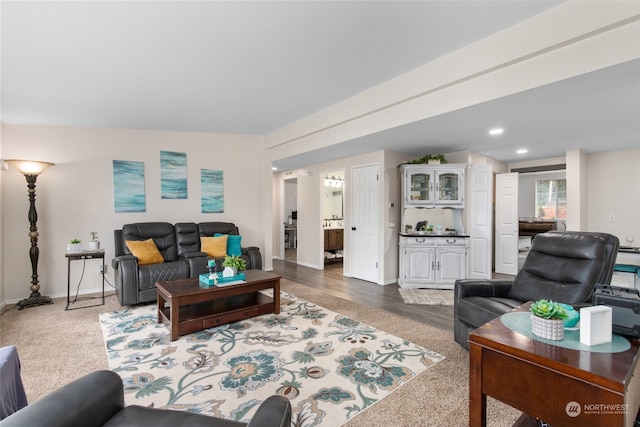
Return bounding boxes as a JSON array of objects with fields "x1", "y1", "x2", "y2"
[{"x1": 222, "y1": 255, "x2": 247, "y2": 276}]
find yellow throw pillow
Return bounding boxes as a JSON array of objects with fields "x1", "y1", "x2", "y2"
[
  {"x1": 201, "y1": 235, "x2": 228, "y2": 258},
  {"x1": 125, "y1": 239, "x2": 164, "y2": 265}
]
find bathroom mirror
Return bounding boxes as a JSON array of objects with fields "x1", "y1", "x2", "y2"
[{"x1": 323, "y1": 170, "x2": 344, "y2": 222}]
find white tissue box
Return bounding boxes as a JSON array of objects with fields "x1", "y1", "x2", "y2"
[{"x1": 580, "y1": 306, "x2": 612, "y2": 346}]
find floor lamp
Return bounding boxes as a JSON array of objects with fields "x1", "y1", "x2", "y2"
[{"x1": 5, "y1": 159, "x2": 55, "y2": 310}]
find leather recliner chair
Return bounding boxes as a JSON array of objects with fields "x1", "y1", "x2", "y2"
[
  {"x1": 0, "y1": 370, "x2": 291, "y2": 427},
  {"x1": 454, "y1": 231, "x2": 619, "y2": 349}
]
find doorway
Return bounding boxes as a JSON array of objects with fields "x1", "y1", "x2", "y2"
[
  {"x1": 283, "y1": 178, "x2": 297, "y2": 263},
  {"x1": 322, "y1": 170, "x2": 345, "y2": 270}
]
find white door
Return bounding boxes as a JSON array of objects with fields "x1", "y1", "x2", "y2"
[
  {"x1": 495, "y1": 173, "x2": 519, "y2": 275},
  {"x1": 351, "y1": 164, "x2": 379, "y2": 283},
  {"x1": 468, "y1": 165, "x2": 493, "y2": 279}
]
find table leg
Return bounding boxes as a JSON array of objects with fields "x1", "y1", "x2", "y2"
[
  {"x1": 169, "y1": 297, "x2": 179, "y2": 341},
  {"x1": 66, "y1": 257, "x2": 71, "y2": 310},
  {"x1": 157, "y1": 293, "x2": 165, "y2": 323},
  {"x1": 469, "y1": 342, "x2": 487, "y2": 427},
  {"x1": 274, "y1": 280, "x2": 281, "y2": 314}
]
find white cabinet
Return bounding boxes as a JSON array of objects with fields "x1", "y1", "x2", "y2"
[
  {"x1": 398, "y1": 236, "x2": 468, "y2": 289},
  {"x1": 401, "y1": 164, "x2": 465, "y2": 208}
]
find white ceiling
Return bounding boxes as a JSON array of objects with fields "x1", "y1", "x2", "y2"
[{"x1": 2, "y1": 1, "x2": 639, "y2": 170}]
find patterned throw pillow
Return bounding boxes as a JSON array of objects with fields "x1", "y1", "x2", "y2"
[{"x1": 125, "y1": 239, "x2": 164, "y2": 265}]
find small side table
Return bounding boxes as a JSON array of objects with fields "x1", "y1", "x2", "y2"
[{"x1": 65, "y1": 250, "x2": 105, "y2": 310}]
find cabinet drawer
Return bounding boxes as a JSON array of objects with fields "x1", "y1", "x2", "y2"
[
  {"x1": 400, "y1": 236, "x2": 435, "y2": 246},
  {"x1": 435, "y1": 237, "x2": 468, "y2": 246}
]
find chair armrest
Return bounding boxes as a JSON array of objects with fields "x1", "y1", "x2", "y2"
[
  {"x1": 246, "y1": 396, "x2": 291, "y2": 427},
  {"x1": 454, "y1": 279, "x2": 514, "y2": 300},
  {"x1": 0, "y1": 371, "x2": 124, "y2": 427},
  {"x1": 242, "y1": 246, "x2": 263, "y2": 270}
]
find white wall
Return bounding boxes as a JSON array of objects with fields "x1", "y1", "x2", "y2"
[
  {"x1": 587, "y1": 148, "x2": 640, "y2": 244},
  {"x1": 1, "y1": 124, "x2": 265, "y2": 303}
]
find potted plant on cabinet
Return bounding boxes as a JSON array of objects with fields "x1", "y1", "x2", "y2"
[
  {"x1": 222, "y1": 255, "x2": 247, "y2": 277},
  {"x1": 67, "y1": 239, "x2": 83, "y2": 253},
  {"x1": 530, "y1": 299, "x2": 568, "y2": 340}
]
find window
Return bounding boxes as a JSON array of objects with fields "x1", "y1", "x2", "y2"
[{"x1": 535, "y1": 179, "x2": 566, "y2": 219}]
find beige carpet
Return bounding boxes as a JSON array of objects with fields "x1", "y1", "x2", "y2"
[
  {"x1": 398, "y1": 288, "x2": 454, "y2": 305},
  {"x1": 0, "y1": 280, "x2": 522, "y2": 426}
]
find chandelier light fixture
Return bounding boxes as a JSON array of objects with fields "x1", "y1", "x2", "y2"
[{"x1": 4, "y1": 159, "x2": 55, "y2": 309}]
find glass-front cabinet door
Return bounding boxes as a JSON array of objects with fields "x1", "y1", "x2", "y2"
[
  {"x1": 402, "y1": 164, "x2": 465, "y2": 207},
  {"x1": 435, "y1": 171, "x2": 463, "y2": 205},
  {"x1": 405, "y1": 170, "x2": 433, "y2": 205}
]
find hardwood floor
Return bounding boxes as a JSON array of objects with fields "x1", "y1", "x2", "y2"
[{"x1": 272, "y1": 259, "x2": 455, "y2": 332}]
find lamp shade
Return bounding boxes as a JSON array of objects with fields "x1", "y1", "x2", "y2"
[{"x1": 5, "y1": 159, "x2": 55, "y2": 176}]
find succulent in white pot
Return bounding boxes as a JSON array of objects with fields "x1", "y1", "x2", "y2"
[
  {"x1": 67, "y1": 239, "x2": 83, "y2": 253},
  {"x1": 530, "y1": 299, "x2": 568, "y2": 340}
]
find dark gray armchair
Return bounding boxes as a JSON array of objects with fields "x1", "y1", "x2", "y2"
[
  {"x1": 0, "y1": 370, "x2": 291, "y2": 427},
  {"x1": 454, "y1": 231, "x2": 619, "y2": 349}
]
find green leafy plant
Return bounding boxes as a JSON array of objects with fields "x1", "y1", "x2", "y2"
[
  {"x1": 70, "y1": 238, "x2": 81, "y2": 244},
  {"x1": 222, "y1": 255, "x2": 247, "y2": 271},
  {"x1": 418, "y1": 225, "x2": 427, "y2": 232},
  {"x1": 530, "y1": 299, "x2": 568, "y2": 320},
  {"x1": 398, "y1": 154, "x2": 447, "y2": 169}
]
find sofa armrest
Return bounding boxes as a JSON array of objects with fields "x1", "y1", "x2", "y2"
[
  {"x1": 180, "y1": 251, "x2": 207, "y2": 259},
  {"x1": 0, "y1": 371, "x2": 124, "y2": 427},
  {"x1": 242, "y1": 246, "x2": 263, "y2": 270},
  {"x1": 246, "y1": 396, "x2": 291, "y2": 427},
  {"x1": 454, "y1": 279, "x2": 514, "y2": 300},
  {"x1": 111, "y1": 254, "x2": 136, "y2": 270},
  {"x1": 111, "y1": 255, "x2": 139, "y2": 306}
]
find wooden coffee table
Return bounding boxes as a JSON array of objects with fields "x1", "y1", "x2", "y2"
[
  {"x1": 156, "y1": 270, "x2": 280, "y2": 341},
  {"x1": 469, "y1": 302, "x2": 640, "y2": 427}
]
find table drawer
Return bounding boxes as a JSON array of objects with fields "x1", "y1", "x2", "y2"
[
  {"x1": 435, "y1": 237, "x2": 468, "y2": 246},
  {"x1": 203, "y1": 307, "x2": 261, "y2": 328},
  {"x1": 400, "y1": 236, "x2": 435, "y2": 246}
]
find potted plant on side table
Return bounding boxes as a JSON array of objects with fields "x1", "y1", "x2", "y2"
[
  {"x1": 67, "y1": 239, "x2": 83, "y2": 253},
  {"x1": 222, "y1": 255, "x2": 247, "y2": 277},
  {"x1": 530, "y1": 299, "x2": 568, "y2": 340}
]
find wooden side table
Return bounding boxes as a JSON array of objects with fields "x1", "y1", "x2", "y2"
[
  {"x1": 469, "y1": 302, "x2": 640, "y2": 427},
  {"x1": 65, "y1": 250, "x2": 105, "y2": 310}
]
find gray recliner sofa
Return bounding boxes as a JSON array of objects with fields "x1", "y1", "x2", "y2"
[
  {"x1": 0, "y1": 370, "x2": 291, "y2": 427},
  {"x1": 454, "y1": 231, "x2": 619, "y2": 349},
  {"x1": 112, "y1": 221, "x2": 262, "y2": 306}
]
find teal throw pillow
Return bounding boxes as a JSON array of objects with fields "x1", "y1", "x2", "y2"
[{"x1": 215, "y1": 233, "x2": 242, "y2": 256}]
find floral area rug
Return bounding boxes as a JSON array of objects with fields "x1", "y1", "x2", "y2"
[{"x1": 99, "y1": 291, "x2": 444, "y2": 426}]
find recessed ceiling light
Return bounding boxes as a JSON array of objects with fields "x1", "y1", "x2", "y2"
[
  {"x1": 272, "y1": 166, "x2": 278, "y2": 171},
  {"x1": 516, "y1": 149, "x2": 528, "y2": 154},
  {"x1": 489, "y1": 128, "x2": 504, "y2": 135}
]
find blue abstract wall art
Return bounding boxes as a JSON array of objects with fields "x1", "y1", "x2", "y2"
[
  {"x1": 113, "y1": 160, "x2": 146, "y2": 213},
  {"x1": 201, "y1": 169, "x2": 224, "y2": 213},
  {"x1": 160, "y1": 151, "x2": 187, "y2": 199}
]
